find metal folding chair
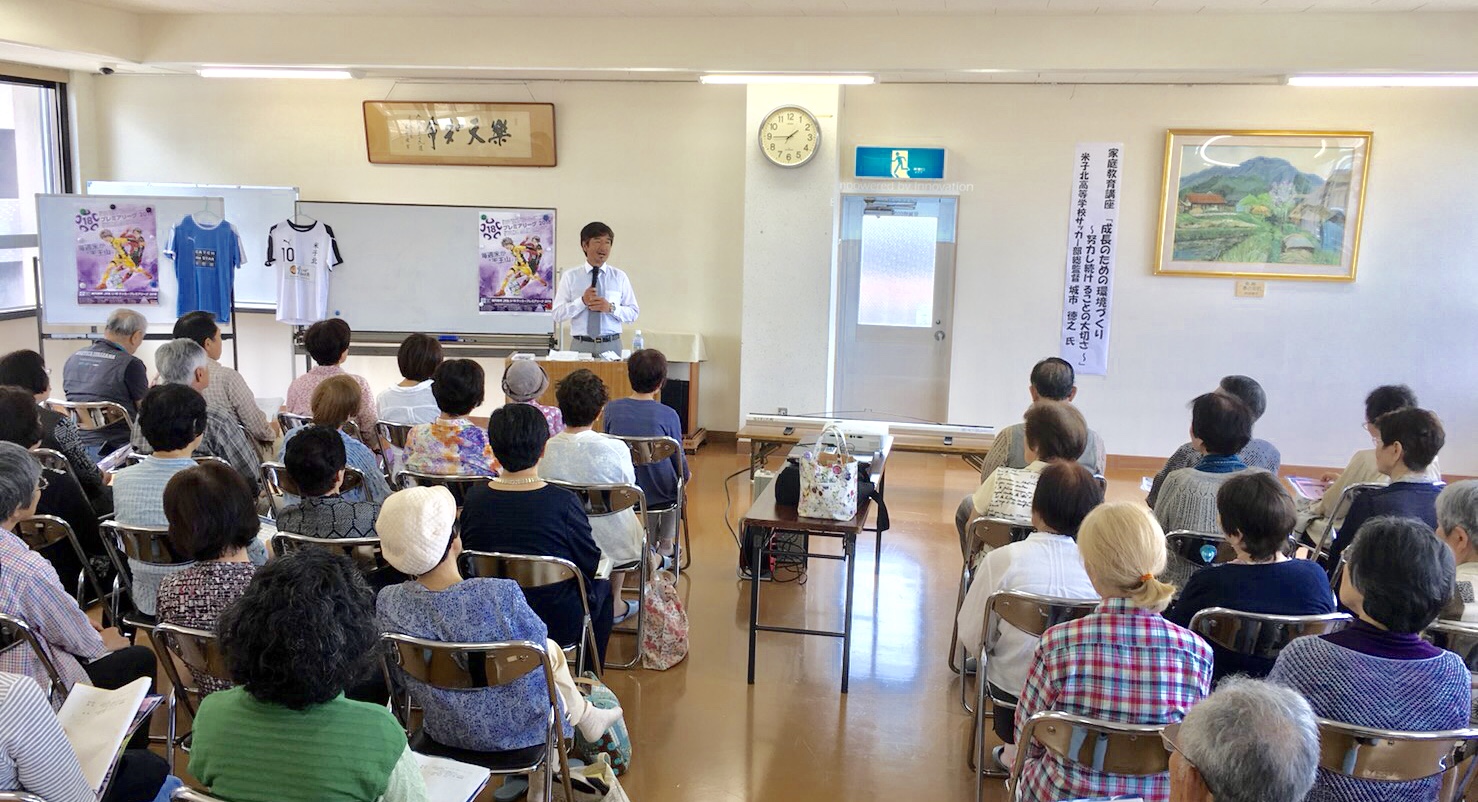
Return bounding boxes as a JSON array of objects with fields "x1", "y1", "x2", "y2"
[
  {"x1": 397, "y1": 470, "x2": 496, "y2": 507},
  {"x1": 376, "y1": 420, "x2": 415, "y2": 483},
  {"x1": 271, "y1": 532, "x2": 388, "y2": 578},
  {"x1": 458, "y1": 550, "x2": 602, "y2": 678},
  {"x1": 610, "y1": 434, "x2": 689, "y2": 575},
  {"x1": 15, "y1": 514, "x2": 111, "y2": 619},
  {"x1": 260, "y1": 461, "x2": 367, "y2": 518},
  {"x1": 1306, "y1": 482, "x2": 1385, "y2": 568},
  {"x1": 170, "y1": 790, "x2": 231, "y2": 802},
  {"x1": 0, "y1": 612, "x2": 69, "y2": 707},
  {"x1": 1424, "y1": 620, "x2": 1478, "y2": 670},
  {"x1": 1005, "y1": 711, "x2": 1171, "y2": 802},
  {"x1": 1165, "y1": 530, "x2": 1239, "y2": 568},
  {"x1": 153, "y1": 622, "x2": 231, "y2": 770},
  {"x1": 276, "y1": 411, "x2": 311, "y2": 434},
  {"x1": 380, "y1": 634, "x2": 575, "y2": 802},
  {"x1": 100, "y1": 520, "x2": 190, "y2": 636},
  {"x1": 546, "y1": 479, "x2": 649, "y2": 669},
  {"x1": 1316, "y1": 717, "x2": 1478, "y2": 802},
  {"x1": 949, "y1": 516, "x2": 1028, "y2": 677},
  {"x1": 0, "y1": 792, "x2": 49, "y2": 802},
  {"x1": 1189, "y1": 607, "x2": 1353, "y2": 662},
  {"x1": 47, "y1": 399, "x2": 135, "y2": 469},
  {"x1": 28, "y1": 447, "x2": 73, "y2": 476}
]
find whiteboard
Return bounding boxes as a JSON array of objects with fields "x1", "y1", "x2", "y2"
[
  {"x1": 36, "y1": 193, "x2": 225, "y2": 329},
  {"x1": 297, "y1": 200, "x2": 556, "y2": 336},
  {"x1": 87, "y1": 182, "x2": 298, "y2": 309}
]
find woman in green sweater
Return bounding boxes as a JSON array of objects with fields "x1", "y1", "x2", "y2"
[{"x1": 189, "y1": 550, "x2": 427, "y2": 802}]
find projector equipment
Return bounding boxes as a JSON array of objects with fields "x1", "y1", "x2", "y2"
[
  {"x1": 745, "y1": 413, "x2": 994, "y2": 443},
  {"x1": 751, "y1": 468, "x2": 777, "y2": 502}
]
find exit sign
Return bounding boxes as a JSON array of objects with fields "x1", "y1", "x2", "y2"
[{"x1": 855, "y1": 146, "x2": 946, "y2": 180}]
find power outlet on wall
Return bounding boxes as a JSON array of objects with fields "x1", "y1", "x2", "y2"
[
  {"x1": 1235, "y1": 280, "x2": 1267, "y2": 298},
  {"x1": 778, "y1": 407, "x2": 788, "y2": 415}
]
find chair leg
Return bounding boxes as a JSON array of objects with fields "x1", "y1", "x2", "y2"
[
  {"x1": 679, "y1": 504, "x2": 692, "y2": 571},
  {"x1": 604, "y1": 554, "x2": 650, "y2": 670},
  {"x1": 166, "y1": 690, "x2": 177, "y2": 771}
]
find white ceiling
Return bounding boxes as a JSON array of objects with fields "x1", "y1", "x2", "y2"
[{"x1": 71, "y1": 0, "x2": 1478, "y2": 14}]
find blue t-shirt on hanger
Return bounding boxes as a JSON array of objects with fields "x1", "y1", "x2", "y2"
[{"x1": 167, "y1": 214, "x2": 245, "y2": 322}]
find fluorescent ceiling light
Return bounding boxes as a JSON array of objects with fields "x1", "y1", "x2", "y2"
[
  {"x1": 700, "y1": 73, "x2": 875, "y2": 85},
  {"x1": 1288, "y1": 74, "x2": 1478, "y2": 87},
  {"x1": 199, "y1": 68, "x2": 353, "y2": 79}
]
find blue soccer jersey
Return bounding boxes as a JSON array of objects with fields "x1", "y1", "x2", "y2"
[{"x1": 168, "y1": 215, "x2": 245, "y2": 322}]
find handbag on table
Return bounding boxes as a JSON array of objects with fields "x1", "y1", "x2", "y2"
[{"x1": 797, "y1": 423, "x2": 859, "y2": 521}]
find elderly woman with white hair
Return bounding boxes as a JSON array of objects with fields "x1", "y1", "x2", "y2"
[
  {"x1": 1437, "y1": 480, "x2": 1478, "y2": 622},
  {"x1": 1165, "y1": 677, "x2": 1319, "y2": 802}
]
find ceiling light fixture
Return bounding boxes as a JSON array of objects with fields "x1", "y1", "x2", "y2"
[
  {"x1": 199, "y1": 67, "x2": 354, "y2": 79},
  {"x1": 699, "y1": 73, "x2": 875, "y2": 85},
  {"x1": 1287, "y1": 74, "x2": 1478, "y2": 87}
]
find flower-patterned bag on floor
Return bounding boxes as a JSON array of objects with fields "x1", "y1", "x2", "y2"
[
  {"x1": 639, "y1": 569, "x2": 688, "y2": 670},
  {"x1": 798, "y1": 424, "x2": 859, "y2": 521},
  {"x1": 573, "y1": 673, "x2": 632, "y2": 775}
]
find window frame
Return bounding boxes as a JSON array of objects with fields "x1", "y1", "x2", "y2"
[{"x1": 0, "y1": 71, "x2": 73, "y2": 317}]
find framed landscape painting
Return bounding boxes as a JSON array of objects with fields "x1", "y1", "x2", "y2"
[{"x1": 1154, "y1": 130, "x2": 1372, "y2": 281}]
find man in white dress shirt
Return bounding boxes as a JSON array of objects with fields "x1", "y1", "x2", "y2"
[{"x1": 552, "y1": 222, "x2": 640, "y2": 355}]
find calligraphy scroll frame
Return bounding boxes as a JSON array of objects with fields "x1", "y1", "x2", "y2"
[{"x1": 363, "y1": 101, "x2": 557, "y2": 167}]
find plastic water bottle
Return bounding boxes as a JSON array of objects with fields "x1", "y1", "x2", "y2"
[{"x1": 632, "y1": 330, "x2": 644, "y2": 350}]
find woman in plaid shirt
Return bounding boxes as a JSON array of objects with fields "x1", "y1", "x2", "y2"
[{"x1": 1014, "y1": 502, "x2": 1213, "y2": 802}]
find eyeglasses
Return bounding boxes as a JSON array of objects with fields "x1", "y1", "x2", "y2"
[{"x1": 1160, "y1": 722, "x2": 1192, "y2": 768}]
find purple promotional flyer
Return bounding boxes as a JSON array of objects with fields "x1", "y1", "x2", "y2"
[
  {"x1": 75, "y1": 203, "x2": 160, "y2": 305},
  {"x1": 478, "y1": 209, "x2": 555, "y2": 314}
]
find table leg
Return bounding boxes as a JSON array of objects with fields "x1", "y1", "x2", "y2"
[
  {"x1": 747, "y1": 526, "x2": 762, "y2": 685},
  {"x1": 841, "y1": 531, "x2": 856, "y2": 694}
]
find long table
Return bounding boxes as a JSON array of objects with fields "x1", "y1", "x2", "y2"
[
  {"x1": 743, "y1": 438, "x2": 890, "y2": 693},
  {"x1": 737, "y1": 422, "x2": 994, "y2": 475}
]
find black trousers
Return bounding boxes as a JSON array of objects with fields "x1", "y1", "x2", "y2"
[
  {"x1": 103, "y1": 750, "x2": 169, "y2": 802},
  {"x1": 83, "y1": 645, "x2": 157, "y2": 750},
  {"x1": 989, "y1": 683, "x2": 1020, "y2": 744}
]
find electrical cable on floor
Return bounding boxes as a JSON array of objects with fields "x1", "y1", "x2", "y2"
[
  {"x1": 721, "y1": 465, "x2": 750, "y2": 550},
  {"x1": 721, "y1": 464, "x2": 807, "y2": 584}
]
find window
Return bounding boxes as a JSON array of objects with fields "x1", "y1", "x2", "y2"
[
  {"x1": 856, "y1": 213, "x2": 938, "y2": 328},
  {"x1": 0, "y1": 76, "x2": 68, "y2": 314}
]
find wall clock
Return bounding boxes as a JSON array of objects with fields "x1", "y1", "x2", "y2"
[{"x1": 758, "y1": 105, "x2": 820, "y2": 168}]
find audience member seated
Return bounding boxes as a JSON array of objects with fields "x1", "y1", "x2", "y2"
[
  {"x1": 502, "y1": 359, "x2": 563, "y2": 436},
  {"x1": 174, "y1": 311, "x2": 275, "y2": 450},
  {"x1": 538, "y1": 370, "x2": 648, "y2": 622},
  {"x1": 1301, "y1": 384, "x2": 1440, "y2": 546},
  {"x1": 0, "y1": 670, "x2": 179, "y2": 802},
  {"x1": 376, "y1": 486, "x2": 624, "y2": 754},
  {"x1": 1153, "y1": 391, "x2": 1262, "y2": 536},
  {"x1": 377, "y1": 333, "x2": 443, "y2": 426},
  {"x1": 402, "y1": 359, "x2": 498, "y2": 476},
  {"x1": 1014, "y1": 502, "x2": 1213, "y2": 802},
  {"x1": 1147, "y1": 375, "x2": 1281, "y2": 508},
  {"x1": 130, "y1": 338, "x2": 261, "y2": 496},
  {"x1": 284, "y1": 318, "x2": 380, "y2": 447},
  {"x1": 189, "y1": 550, "x2": 428, "y2": 802},
  {"x1": 1439, "y1": 480, "x2": 1478, "y2": 622},
  {"x1": 956, "y1": 400, "x2": 1089, "y2": 546},
  {"x1": 0, "y1": 387, "x2": 106, "y2": 598},
  {"x1": 156, "y1": 462, "x2": 260, "y2": 695},
  {"x1": 0, "y1": 443, "x2": 158, "y2": 732},
  {"x1": 277, "y1": 426, "x2": 382, "y2": 539},
  {"x1": 460, "y1": 404, "x2": 615, "y2": 665},
  {"x1": 0, "y1": 348, "x2": 111, "y2": 511},
  {"x1": 61, "y1": 308, "x2": 148, "y2": 455},
  {"x1": 601, "y1": 348, "x2": 688, "y2": 562},
  {"x1": 1326, "y1": 406, "x2": 1444, "y2": 568},
  {"x1": 1270, "y1": 517, "x2": 1470, "y2": 802},
  {"x1": 1164, "y1": 472, "x2": 1335, "y2": 681},
  {"x1": 280, "y1": 376, "x2": 392, "y2": 504},
  {"x1": 956, "y1": 461, "x2": 1102, "y2": 763},
  {"x1": 1167, "y1": 677, "x2": 1318, "y2": 802},
  {"x1": 973, "y1": 357, "x2": 1106, "y2": 481}
]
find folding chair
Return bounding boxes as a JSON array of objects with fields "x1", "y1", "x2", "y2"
[
  {"x1": 397, "y1": 470, "x2": 496, "y2": 507},
  {"x1": 1306, "y1": 482, "x2": 1385, "y2": 568},
  {"x1": 1424, "y1": 620, "x2": 1478, "y2": 670},
  {"x1": 971, "y1": 591, "x2": 1098, "y2": 793},
  {"x1": 610, "y1": 434, "x2": 689, "y2": 575},
  {"x1": 100, "y1": 520, "x2": 190, "y2": 636},
  {"x1": 0, "y1": 793, "x2": 49, "y2": 802},
  {"x1": 1189, "y1": 608, "x2": 1353, "y2": 663},
  {"x1": 376, "y1": 421, "x2": 415, "y2": 483},
  {"x1": 0, "y1": 612, "x2": 69, "y2": 706},
  {"x1": 1316, "y1": 717, "x2": 1478, "y2": 802},
  {"x1": 47, "y1": 399, "x2": 134, "y2": 468},
  {"x1": 276, "y1": 411, "x2": 311, "y2": 434},
  {"x1": 260, "y1": 461, "x2": 366, "y2": 518},
  {"x1": 459, "y1": 550, "x2": 602, "y2": 678},
  {"x1": 271, "y1": 532, "x2": 389, "y2": 579},
  {"x1": 170, "y1": 791, "x2": 230, "y2": 802},
  {"x1": 28, "y1": 447, "x2": 73, "y2": 476},
  {"x1": 153, "y1": 622, "x2": 231, "y2": 770},
  {"x1": 1005, "y1": 711, "x2": 1171, "y2": 802},
  {"x1": 546, "y1": 479, "x2": 649, "y2": 669},
  {"x1": 1165, "y1": 530, "x2": 1238, "y2": 568},
  {"x1": 380, "y1": 634, "x2": 575, "y2": 802},
  {"x1": 949, "y1": 516, "x2": 1029, "y2": 677},
  {"x1": 15, "y1": 514, "x2": 111, "y2": 619}
]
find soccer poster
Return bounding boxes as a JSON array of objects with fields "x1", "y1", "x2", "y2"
[
  {"x1": 75, "y1": 203, "x2": 160, "y2": 305},
  {"x1": 477, "y1": 209, "x2": 555, "y2": 314}
]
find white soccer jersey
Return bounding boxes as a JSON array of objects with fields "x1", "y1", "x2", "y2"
[{"x1": 266, "y1": 220, "x2": 343, "y2": 325}]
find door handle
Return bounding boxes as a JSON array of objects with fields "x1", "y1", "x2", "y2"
[{"x1": 934, "y1": 330, "x2": 945, "y2": 342}]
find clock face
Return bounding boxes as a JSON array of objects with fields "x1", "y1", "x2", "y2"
[{"x1": 759, "y1": 106, "x2": 820, "y2": 167}]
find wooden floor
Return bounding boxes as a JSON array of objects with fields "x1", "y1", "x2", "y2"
[{"x1": 147, "y1": 444, "x2": 1153, "y2": 801}]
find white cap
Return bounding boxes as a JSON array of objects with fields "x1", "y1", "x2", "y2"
[{"x1": 376, "y1": 486, "x2": 457, "y2": 576}]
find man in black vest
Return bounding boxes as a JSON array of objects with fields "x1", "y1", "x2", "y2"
[{"x1": 62, "y1": 308, "x2": 148, "y2": 455}]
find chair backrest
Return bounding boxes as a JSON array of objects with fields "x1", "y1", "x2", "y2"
[
  {"x1": 170, "y1": 789, "x2": 232, "y2": 802},
  {"x1": 47, "y1": 399, "x2": 133, "y2": 430},
  {"x1": 985, "y1": 589, "x2": 1099, "y2": 641},
  {"x1": 610, "y1": 434, "x2": 683, "y2": 467},
  {"x1": 1189, "y1": 608, "x2": 1354, "y2": 660},
  {"x1": 964, "y1": 516, "x2": 1025, "y2": 556},
  {"x1": 1165, "y1": 530, "x2": 1238, "y2": 567},
  {"x1": 458, "y1": 550, "x2": 584, "y2": 592},
  {"x1": 1316, "y1": 717, "x2": 1478, "y2": 785},
  {"x1": 0, "y1": 612, "x2": 68, "y2": 705},
  {"x1": 277, "y1": 411, "x2": 311, "y2": 433},
  {"x1": 261, "y1": 461, "x2": 366, "y2": 515},
  {"x1": 28, "y1": 447, "x2": 72, "y2": 475},
  {"x1": 13, "y1": 514, "x2": 73, "y2": 552},
  {"x1": 1317, "y1": 482, "x2": 1387, "y2": 557},
  {"x1": 271, "y1": 532, "x2": 386, "y2": 573},
  {"x1": 381, "y1": 633, "x2": 554, "y2": 692},
  {"x1": 397, "y1": 471, "x2": 495, "y2": 506},
  {"x1": 102, "y1": 520, "x2": 189, "y2": 566},
  {"x1": 545, "y1": 479, "x2": 647, "y2": 524},
  {"x1": 153, "y1": 622, "x2": 231, "y2": 719},
  {"x1": 1010, "y1": 711, "x2": 1170, "y2": 790},
  {"x1": 377, "y1": 420, "x2": 415, "y2": 450},
  {"x1": 1425, "y1": 620, "x2": 1478, "y2": 670},
  {"x1": 0, "y1": 792, "x2": 51, "y2": 802}
]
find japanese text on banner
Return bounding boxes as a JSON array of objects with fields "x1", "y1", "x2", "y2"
[{"x1": 1059, "y1": 143, "x2": 1122, "y2": 376}]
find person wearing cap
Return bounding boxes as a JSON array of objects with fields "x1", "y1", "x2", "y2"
[
  {"x1": 375, "y1": 485, "x2": 624, "y2": 757},
  {"x1": 502, "y1": 359, "x2": 563, "y2": 437}
]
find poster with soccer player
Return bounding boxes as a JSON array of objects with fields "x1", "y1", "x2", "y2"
[
  {"x1": 477, "y1": 209, "x2": 555, "y2": 314},
  {"x1": 75, "y1": 203, "x2": 160, "y2": 305}
]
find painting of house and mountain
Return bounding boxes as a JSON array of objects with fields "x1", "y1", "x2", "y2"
[{"x1": 1156, "y1": 131, "x2": 1371, "y2": 280}]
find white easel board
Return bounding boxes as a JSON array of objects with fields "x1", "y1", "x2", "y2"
[
  {"x1": 36, "y1": 193, "x2": 224, "y2": 329},
  {"x1": 87, "y1": 181, "x2": 298, "y2": 310}
]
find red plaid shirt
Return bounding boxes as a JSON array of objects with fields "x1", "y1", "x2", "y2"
[{"x1": 1015, "y1": 597, "x2": 1213, "y2": 802}]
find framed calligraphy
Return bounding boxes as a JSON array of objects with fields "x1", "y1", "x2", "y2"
[
  {"x1": 1155, "y1": 129, "x2": 1371, "y2": 281},
  {"x1": 363, "y1": 101, "x2": 557, "y2": 167}
]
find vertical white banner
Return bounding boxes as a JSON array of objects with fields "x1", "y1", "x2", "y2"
[{"x1": 1059, "y1": 142, "x2": 1122, "y2": 376}]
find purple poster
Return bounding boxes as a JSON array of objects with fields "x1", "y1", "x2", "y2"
[
  {"x1": 478, "y1": 209, "x2": 555, "y2": 314},
  {"x1": 75, "y1": 203, "x2": 160, "y2": 305}
]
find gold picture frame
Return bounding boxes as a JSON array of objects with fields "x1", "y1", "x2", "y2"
[
  {"x1": 363, "y1": 101, "x2": 557, "y2": 167},
  {"x1": 1154, "y1": 129, "x2": 1372, "y2": 281}
]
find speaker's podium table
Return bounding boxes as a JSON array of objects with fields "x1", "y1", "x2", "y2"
[
  {"x1": 534, "y1": 331, "x2": 708, "y2": 452},
  {"x1": 742, "y1": 436, "x2": 891, "y2": 693}
]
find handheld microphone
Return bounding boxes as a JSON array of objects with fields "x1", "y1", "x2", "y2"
[{"x1": 589, "y1": 266, "x2": 601, "y2": 290}]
